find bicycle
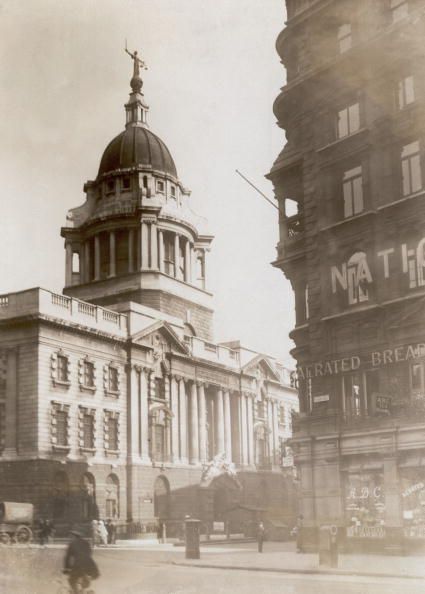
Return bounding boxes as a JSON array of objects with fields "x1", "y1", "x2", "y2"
[{"x1": 55, "y1": 571, "x2": 95, "y2": 594}]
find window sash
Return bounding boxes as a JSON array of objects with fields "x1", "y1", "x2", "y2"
[
  {"x1": 401, "y1": 143, "x2": 422, "y2": 196},
  {"x1": 343, "y1": 168, "x2": 363, "y2": 218},
  {"x1": 84, "y1": 362, "x2": 95, "y2": 387},
  {"x1": 108, "y1": 367, "x2": 119, "y2": 392},
  {"x1": 56, "y1": 411, "x2": 68, "y2": 446},
  {"x1": 57, "y1": 356, "x2": 68, "y2": 382},
  {"x1": 337, "y1": 23, "x2": 352, "y2": 53},
  {"x1": 108, "y1": 418, "x2": 118, "y2": 450},
  {"x1": 337, "y1": 103, "x2": 360, "y2": 138},
  {"x1": 398, "y1": 76, "x2": 415, "y2": 109}
]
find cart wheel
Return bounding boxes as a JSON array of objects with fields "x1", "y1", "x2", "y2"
[
  {"x1": 0, "y1": 532, "x2": 11, "y2": 545},
  {"x1": 15, "y1": 525, "x2": 32, "y2": 544}
]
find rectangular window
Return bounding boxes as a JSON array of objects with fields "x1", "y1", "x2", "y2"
[
  {"x1": 83, "y1": 414, "x2": 95, "y2": 449},
  {"x1": 164, "y1": 234, "x2": 175, "y2": 276},
  {"x1": 401, "y1": 141, "x2": 422, "y2": 196},
  {"x1": 56, "y1": 410, "x2": 68, "y2": 446},
  {"x1": 122, "y1": 177, "x2": 131, "y2": 190},
  {"x1": 343, "y1": 166, "x2": 364, "y2": 218},
  {"x1": 107, "y1": 417, "x2": 118, "y2": 450},
  {"x1": 411, "y1": 363, "x2": 424, "y2": 394},
  {"x1": 304, "y1": 284, "x2": 310, "y2": 320},
  {"x1": 398, "y1": 76, "x2": 415, "y2": 109},
  {"x1": 337, "y1": 103, "x2": 360, "y2": 139},
  {"x1": 157, "y1": 180, "x2": 165, "y2": 193},
  {"x1": 106, "y1": 179, "x2": 115, "y2": 193},
  {"x1": 154, "y1": 424, "x2": 165, "y2": 461},
  {"x1": 343, "y1": 373, "x2": 363, "y2": 417},
  {"x1": 391, "y1": 0, "x2": 408, "y2": 22},
  {"x1": 108, "y1": 366, "x2": 119, "y2": 392},
  {"x1": 83, "y1": 361, "x2": 95, "y2": 388},
  {"x1": 155, "y1": 378, "x2": 166, "y2": 400},
  {"x1": 57, "y1": 355, "x2": 68, "y2": 382},
  {"x1": 279, "y1": 406, "x2": 286, "y2": 425},
  {"x1": 337, "y1": 23, "x2": 352, "y2": 53},
  {"x1": 170, "y1": 185, "x2": 176, "y2": 198}
]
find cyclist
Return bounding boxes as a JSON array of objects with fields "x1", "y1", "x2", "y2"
[{"x1": 63, "y1": 529, "x2": 99, "y2": 593}]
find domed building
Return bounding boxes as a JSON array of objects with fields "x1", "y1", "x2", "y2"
[{"x1": 0, "y1": 54, "x2": 298, "y2": 537}]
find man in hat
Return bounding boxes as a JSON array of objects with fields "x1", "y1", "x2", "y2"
[{"x1": 63, "y1": 529, "x2": 99, "y2": 593}]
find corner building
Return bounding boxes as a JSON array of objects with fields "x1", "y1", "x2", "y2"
[
  {"x1": 0, "y1": 59, "x2": 298, "y2": 535},
  {"x1": 269, "y1": 0, "x2": 425, "y2": 552}
]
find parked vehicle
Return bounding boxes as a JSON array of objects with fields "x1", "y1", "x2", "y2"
[{"x1": 0, "y1": 502, "x2": 34, "y2": 544}]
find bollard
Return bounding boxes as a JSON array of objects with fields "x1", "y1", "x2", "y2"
[{"x1": 185, "y1": 518, "x2": 201, "y2": 559}]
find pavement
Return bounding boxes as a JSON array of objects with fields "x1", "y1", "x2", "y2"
[{"x1": 8, "y1": 539, "x2": 425, "y2": 582}]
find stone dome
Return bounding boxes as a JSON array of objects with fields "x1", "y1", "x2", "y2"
[{"x1": 98, "y1": 126, "x2": 177, "y2": 178}]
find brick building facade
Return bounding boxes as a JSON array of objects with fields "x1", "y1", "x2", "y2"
[
  {"x1": 0, "y1": 55, "x2": 298, "y2": 537},
  {"x1": 269, "y1": 0, "x2": 425, "y2": 551}
]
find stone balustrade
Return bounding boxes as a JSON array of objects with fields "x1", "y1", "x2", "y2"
[{"x1": 0, "y1": 288, "x2": 127, "y2": 337}]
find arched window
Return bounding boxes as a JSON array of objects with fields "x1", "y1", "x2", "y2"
[
  {"x1": 347, "y1": 251, "x2": 372, "y2": 305},
  {"x1": 154, "y1": 475, "x2": 170, "y2": 519},
  {"x1": 81, "y1": 473, "x2": 97, "y2": 521},
  {"x1": 254, "y1": 424, "x2": 268, "y2": 467},
  {"x1": 150, "y1": 407, "x2": 170, "y2": 462},
  {"x1": 105, "y1": 474, "x2": 120, "y2": 519},
  {"x1": 52, "y1": 471, "x2": 69, "y2": 520}
]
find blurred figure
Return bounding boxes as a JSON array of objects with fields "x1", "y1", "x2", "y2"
[
  {"x1": 97, "y1": 519, "x2": 108, "y2": 546},
  {"x1": 63, "y1": 529, "x2": 99, "y2": 594},
  {"x1": 257, "y1": 521, "x2": 265, "y2": 553},
  {"x1": 106, "y1": 519, "x2": 116, "y2": 545}
]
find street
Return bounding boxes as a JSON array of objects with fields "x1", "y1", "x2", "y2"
[{"x1": 0, "y1": 544, "x2": 424, "y2": 594}]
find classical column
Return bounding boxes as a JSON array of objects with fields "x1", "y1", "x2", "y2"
[
  {"x1": 223, "y1": 390, "x2": 232, "y2": 461},
  {"x1": 191, "y1": 248, "x2": 196, "y2": 284},
  {"x1": 170, "y1": 376, "x2": 180, "y2": 463},
  {"x1": 189, "y1": 382, "x2": 199, "y2": 464},
  {"x1": 109, "y1": 230, "x2": 116, "y2": 277},
  {"x1": 178, "y1": 378, "x2": 188, "y2": 463},
  {"x1": 267, "y1": 399, "x2": 274, "y2": 465},
  {"x1": 184, "y1": 239, "x2": 191, "y2": 282},
  {"x1": 4, "y1": 348, "x2": 18, "y2": 455},
  {"x1": 94, "y1": 234, "x2": 101, "y2": 281},
  {"x1": 246, "y1": 394, "x2": 254, "y2": 466},
  {"x1": 128, "y1": 366, "x2": 140, "y2": 460},
  {"x1": 65, "y1": 242, "x2": 73, "y2": 286},
  {"x1": 150, "y1": 223, "x2": 158, "y2": 269},
  {"x1": 128, "y1": 228, "x2": 135, "y2": 273},
  {"x1": 216, "y1": 389, "x2": 225, "y2": 455},
  {"x1": 198, "y1": 382, "x2": 208, "y2": 463},
  {"x1": 158, "y1": 230, "x2": 165, "y2": 273},
  {"x1": 78, "y1": 246, "x2": 85, "y2": 285},
  {"x1": 203, "y1": 249, "x2": 208, "y2": 289},
  {"x1": 174, "y1": 233, "x2": 180, "y2": 279},
  {"x1": 272, "y1": 400, "x2": 279, "y2": 466},
  {"x1": 141, "y1": 222, "x2": 149, "y2": 269},
  {"x1": 140, "y1": 368, "x2": 150, "y2": 462},
  {"x1": 240, "y1": 393, "x2": 248, "y2": 465},
  {"x1": 84, "y1": 241, "x2": 90, "y2": 282}
]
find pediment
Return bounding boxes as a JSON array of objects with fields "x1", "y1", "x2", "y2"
[
  {"x1": 241, "y1": 354, "x2": 280, "y2": 382},
  {"x1": 131, "y1": 321, "x2": 189, "y2": 356}
]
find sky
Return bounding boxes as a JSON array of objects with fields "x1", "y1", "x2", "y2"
[{"x1": 0, "y1": 0, "x2": 294, "y2": 364}]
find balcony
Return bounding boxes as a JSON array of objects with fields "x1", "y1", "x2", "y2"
[
  {"x1": 187, "y1": 336, "x2": 240, "y2": 369},
  {"x1": 0, "y1": 288, "x2": 128, "y2": 338},
  {"x1": 276, "y1": 213, "x2": 305, "y2": 262}
]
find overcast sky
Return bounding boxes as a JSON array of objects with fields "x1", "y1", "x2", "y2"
[{"x1": 0, "y1": 0, "x2": 294, "y2": 364}]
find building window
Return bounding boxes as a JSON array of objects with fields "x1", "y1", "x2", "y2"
[
  {"x1": 337, "y1": 103, "x2": 360, "y2": 139},
  {"x1": 343, "y1": 373, "x2": 363, "y2": 417},
  {"x1": 104, "y1": 364, "x2": 120, "y2": 395},
  {"x1": 155, "y1": 378, "x2": 166, "y2": 400},
  {"x1": 401, "y1": 141, "x2": 422, "y2": 197},
  {"x1": 84, "y1": 361, "x2": 95, "y2": 388},
  {"x1": 51, "y1": 352, "x2": 70, "y2": 386},
  {"x1": 164, "y1": 233, "x2": 175, "y2": 276},
  {"x1": 390, "y1": 0, "x2": 408, "y2": 23},
  {"x1": 343, "y1": 166, "x2": 363, "y2": 218},
  {"x1": 411, "y1": 363, "x2": 424, "y2": 395},
  {"x1": 106, "y1": 474, "x2": 120, "y2": 519},
  {"x1": 337, "y1": 23, "x2": 352, "y2": 53},
  {"x1": 83, "y1": 414, "x2": 95, "y2": 449},
  {"x1": 305, "y1": 284, "x2": 310, "y2": 320},
  {"x1": 279, "y1": 405, "x2": 286, "y2": 425},
  {"x1": 51, "y1": 403, "x2": 70, "y2": 448},
  {"x1": 254, "y1": 425, "x2": 267, "y2": 466},
  {"x1": 150, "y1": 408, "x2": 169, "y2": 462},
  {"x1": 106, "y1": 179, "x2": 115, "y2": 194},
  {"x1": 170, "y1": 185, "x2": 176, "y2": 198},
  {"x1": 398, "y1": 75, "x2": 415, "y2": 109},
  {"x1": 157, "y1": 180, "x2": 165, "y2": 193},
  {"x1": 122, "y1": 176, "x2": 131, "y2": 190},
  {"x1": 105, "y1": 413, "x2": 119, "y2": 451}
]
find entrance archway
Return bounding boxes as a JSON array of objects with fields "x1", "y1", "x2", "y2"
[
  {"x1": 154, "y1": 475, "x2": 170, "y2": 520},
  {"x1": 81, "y1": 473, "x2": 98, "y2": 521},
  {"x1": 105, "y1": 474, "x2": 120, "y2": 519}
]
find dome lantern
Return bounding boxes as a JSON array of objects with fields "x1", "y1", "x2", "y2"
[{"x1": 124, "y1": 47, "x2": 149, "y2": 128}]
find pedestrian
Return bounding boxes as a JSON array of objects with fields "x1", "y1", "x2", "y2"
[
  {"x1": 296, "y1": 514, "x2": 304, "y2": 553},
  {"x1": 63, "y1": 529, "x2": 99, "y2": 594},
  {"x1": 106, "y1": 519, "x2": 116, "y2": 545},
  {"x1": 157, "y1": 520, "x2": 164, "y2": 544},
  {"x1": 38, "y1": 519, "x2": 48, "y2": 546},
  {"x1": 91, "y1": 519, "x2": 99, "y2": 547},
  {"x1": 97, "y1": 519, "x2": 108, "y2": 546},
  {"x1": 257, "y1": 521, "x2": 265, "y2": 553}
]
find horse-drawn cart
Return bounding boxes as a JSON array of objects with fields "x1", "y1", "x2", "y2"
[{"x1": 0, "y1": 502, "x2": 34, "y2": 544}]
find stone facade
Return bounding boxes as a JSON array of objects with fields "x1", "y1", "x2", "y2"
[
  {"x1": 0, "y1": 57, "x2": 298, "y2": 537},
  {"x1": 269, "y1": 0, "x2": 425, "y2": 551}
]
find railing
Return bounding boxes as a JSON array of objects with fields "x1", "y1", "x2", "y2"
[
  {"x1": 0, "y1": 288, "x2": 128, "y2": 337},
  {"x1": 286, "y1": 213, "x2": 304, "y2": 240}
]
